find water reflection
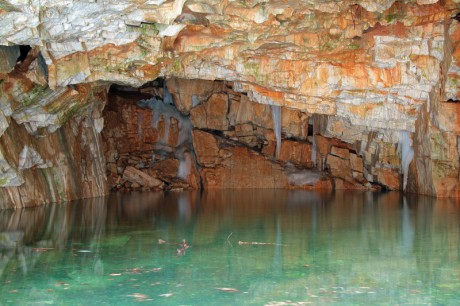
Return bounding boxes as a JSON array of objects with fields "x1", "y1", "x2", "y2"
[
  {"x1": 0, "y1": 197, "x2": 106, "y2": 279},
  {"x1": 0, "y1": 190, "x2": 459, "y2": 304}
]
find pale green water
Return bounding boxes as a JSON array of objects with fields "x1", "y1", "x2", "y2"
[{"x1": 1, "y1": 190, "x2": 460, "y2": 305}]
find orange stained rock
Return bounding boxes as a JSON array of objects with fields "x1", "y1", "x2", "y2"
[
  {"x1": 174, "y1": 27, "x2": 225, "y2": 53},
  {"x1": 167, "y1": 117, "x2": 180, "y2": 147},
  {"x1": 405, "y1": 2, "x2": 451, "y2": 24},
  {"x1": 251, "y1": 83, "x2": 284, "y2": 102},
  {"x1": 347, "y1": 104, "x2": 383, "y2": 119},
  {"x1": 434, "y1": 177, "x2": 460, "y2": 198},
  {"x1": 450, "y1": 22, "x2": 460, "y2": 67},
  {"x1": 279, "y1": 140, "x2": 313, "y2": 167},
  {"x1": 377, "y1": 167, "x2": 400, "y2": 190}
]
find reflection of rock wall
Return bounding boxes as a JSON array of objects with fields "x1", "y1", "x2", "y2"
[
  {"x1": 1, "y1": 190, "x2": 459, "y2": 303},
  {"x1": 0, "y1": 195, "x2": 108, "y2": 278}
]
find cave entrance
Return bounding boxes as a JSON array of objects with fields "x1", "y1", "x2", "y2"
[
  {"x1": 101, "y1": 77, "x2": 325, "y2": 191},
  {"x1": 103, "y1": 78, "x2": 199, "y2": 192}
]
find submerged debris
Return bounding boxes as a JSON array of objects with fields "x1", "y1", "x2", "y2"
[
  {"x1": 158, "y1": 238, "x2": 191, "y2": 256},
  {"x1": 32, "y1": 247, "x2": 54, "y2": 252},
  {"x1": 216, "y1": 287, "x2": 239, "y2": 293},
  {"x1": 127, "y1": 293, "x2": 151, "y2": 302},
  {"x1": 126, "y1": 267, "x2": 141, "y2": 274},
  {"x1": 177, "y1": 239, "x2": 190, "y2": 256},
  {"x1": 265, "y1": 301, "x2": 313, "y2": 305},
  {"x1": 159, "y1": 293, "x2": 174, "y2": 297},
  {"x1": 238, "y1": 241, "x2": 287, "y2": 246}
]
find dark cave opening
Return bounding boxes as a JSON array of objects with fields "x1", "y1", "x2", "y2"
[
  {"x1": 17, "y1": 45, "x2": 31, "y2": 63},
  {"x1": 102, "y1": 78, "x2": 384, "y2": 192}
]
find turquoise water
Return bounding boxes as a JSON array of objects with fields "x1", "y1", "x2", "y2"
[{"x1": 1, "y1": 190, "x2": 460, "y2": 305}]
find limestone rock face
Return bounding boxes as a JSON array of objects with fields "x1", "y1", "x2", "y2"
[
  {"x1": 102, "y1": 87, "x2": 200, "y2": 192},
  {"x1": 192, "y1": 129, "x2": 330, "y2": 190},
  {"x1": 0, "y1": 0, "x2": 460, "y2": 205},
  {"x1": 0, "y1": 48, "x2": 110, "y2": 208},
  {"x1": 122, "y1": 166, "x2": 164, "y2": 189},
  {"x1": 102, "y1": 81, "x2": 331, "y2": 192},
  {"x1": 190, "y1": 93, "x2": 229, "y2": 130},
  {"x1": 0, "y1": 83, "x2": 109, "y2": 208},
  {"x1": 0, "y1": 46, "x2": 19, "y2": 73}
]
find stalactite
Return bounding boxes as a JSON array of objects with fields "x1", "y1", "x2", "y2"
[
  {"x1": 137, "y1": 96, "x2": 191, "y2": 148},
  {"x1": 311, "y1": 135, "x2": 317, "y2": 168},
  {"x1": 310, "y1": 117, "x2": 317, "y2": 168},
  {"x1": 177, "y1": 151, "x2": 192, "y2": 180},
  {"x1": 397, "y1": 131, "x2": 414, "y2": 191},
  {"x1": 271, "y1": 105, "x2": 281, "y2": 158}
]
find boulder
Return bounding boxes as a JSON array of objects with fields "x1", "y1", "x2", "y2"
[{"x1": 123, "y1": 166, "x2": 163, "y2": 189}]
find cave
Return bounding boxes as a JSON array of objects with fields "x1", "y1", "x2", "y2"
[
  {"x1": 0, "y1": 1, "x2": 459, "y2": 207},
  {"x1": 102, "y1": 77, "x2": 410, "y2": 194},
  {"x1": 103, "y1": 78, "x2": 334, "y2": 192},
  {"x1": 1, "y1": 1, "x2": 460, "y2": 303}
]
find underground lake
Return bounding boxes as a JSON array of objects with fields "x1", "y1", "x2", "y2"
[
  {"x1": 1, "y1": 190, "x2": 459, "y2": 305},
  {"x1": 2, "y1": 2, "x2": 460, "y2": 304}
]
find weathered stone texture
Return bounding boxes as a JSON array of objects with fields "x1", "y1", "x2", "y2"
[
  {"x1": 192, "y1": 129, "x2": 329, "y2": 189},
  {"x1": 101, "y1": 89, "x2": 199, "y2": 192},
  {"x1": 123, "y1": 166, "x2": 164, "y2": 189},
  {"x1": 0, "y1": 0, "x2": 460, "y2": 202},
  {"x1": 0, "y1": 87, "x2": 108, "y2": 209},
  {"x1": 190, "y1": 93, "x2": 229, "y2": 130},
  {"x1": 0, "y1": 46, "x2": 19, "y2": 73}
]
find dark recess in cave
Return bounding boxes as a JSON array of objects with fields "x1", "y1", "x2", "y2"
[
  {"x1": 446, "y1": 99, "x2": 460, "y2": 103},
  {"x1": 109, "y1": 77, "x2": 164, "y2": 94},
  {"x1": 17, "y1": 45, "x2": 31, "y2": 62},
  {"x1": 37, "y1": 52, "x2": 49, "y2": 83},
  {"x1": 452, "y1": 12, "x2": 460, "y2": 22},
  {"x1": 307, "y1": 124, "x2": 314, "y2": 136}
]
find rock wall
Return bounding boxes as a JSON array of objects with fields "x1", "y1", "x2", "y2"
[
  {"x1": 102, "y1": 81, "x2": 332, "y2": 191},
  {"x1": 101, "y1": 79, "x2": 408, "y2": 192},
  {"x1": 0, "y1": 50, "x2": 108, "y2": 209},
  {"x1": 102, "y1": 83, "x2": 200, "y2": 191}
]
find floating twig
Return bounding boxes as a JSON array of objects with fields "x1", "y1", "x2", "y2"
[
  {"x1": 32, "y1": 247, "x2": 54, "y2": 252},
  {"x1": 227, "y1": 232, "x2": 233, "y2": 247},
  {"x1": 238, "y1": 241, "x2": 287, "y2": 246}
]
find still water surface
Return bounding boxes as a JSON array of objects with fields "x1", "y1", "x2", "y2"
[{"x1": 1, "y1": 190, "x2": 460, "y2": 305}]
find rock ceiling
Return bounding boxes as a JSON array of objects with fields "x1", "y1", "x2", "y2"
[{"x1": 1, "y1": 0, "x2": 459, "y2": 131}]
